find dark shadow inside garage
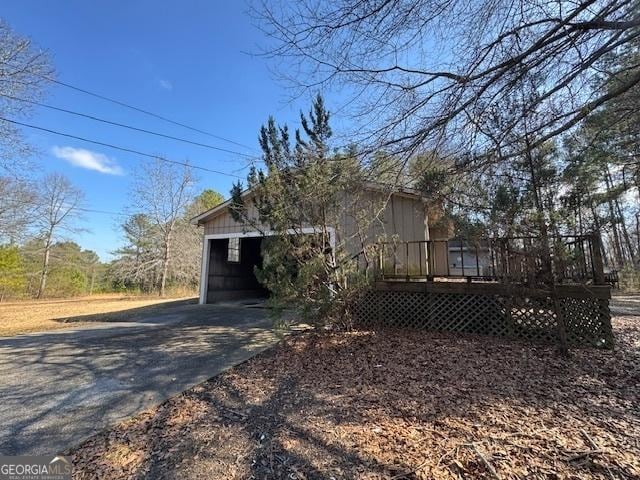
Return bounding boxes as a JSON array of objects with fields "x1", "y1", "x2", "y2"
[{"x1": 206, "y1": 237, "x2": 268, "y2": 303}]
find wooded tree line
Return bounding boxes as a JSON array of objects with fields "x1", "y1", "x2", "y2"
[
  {"x1": 0, "y1": 163, "x2": 222, "y2": 301},
  {"x1": 421, "y1": 36, "x2": 640, "y2": 278}
]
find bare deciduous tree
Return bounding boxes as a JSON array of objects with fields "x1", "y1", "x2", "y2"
[
  {"x1": 111, "y1": 214, "x2": 161, "y2": 292},
  {"x1": 113, "y1": 190, "x2": 221, "y2": 294},
  {"x1": 0, "y1": 176, "x2": 37, "y2": 242},
  {"x1": 168, "y1": 191, "x2": 222, "y2": 289},
  {"x1": 257, "y1": 0, "x2": 639, "y2": 169},
  {"x1": 35, "y1": 173, "x2": 84, "y2": 298},
  {"x1": 131, "y1": 159, "x2": 196, "y2": 297},
  {"x1": 0, "y1": 20, "x2": 53, "y2": 243},
  {"x1": 0, "y1": 19, "x2": 53, "y2": 173}
]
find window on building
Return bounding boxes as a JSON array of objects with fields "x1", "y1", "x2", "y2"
[{"x1": 227, "y1": 237, "x2": 240, "y2": 263}]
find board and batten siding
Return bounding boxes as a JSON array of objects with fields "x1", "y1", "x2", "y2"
[
  {"x1": 203, "y1": 202, "x2": 263, "y2": 235},
  {"x1": 202, "y1": 192, "x2": 431, "y2": 242},
  {"x1": 200, "y1": 191, "x2": 451, "y2": 275}
]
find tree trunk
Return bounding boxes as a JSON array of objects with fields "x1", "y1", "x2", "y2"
[
  {"x1": 603, "y1": 168, "x2": 625, "y2": 266},
  {"x1": 607, "y1": 165, "x2": 637, "y2": 265},
  {"x1": 636, "y1": 213, "x2": 640, "y2": 266},
  {"x1": 159, "y1": 230, "x2": 172, "y2": 297},
  {"x1": 160, "y1": 260, "x2": 168, "y2": 297},
  {"x1": 36, "y1": 233, "x2": 53, "y2": 299},
  {"x1": 89, "y1": 266, "x2": 96, "y2": 296},
  {"x1": 590, "y1": 202, "x2": 609, "y2": 267},
  {"x1": 524, "y1": 140, "x2": 552, "y2": 282},
  {"x1": 523, "y1": 131, "x2": 568, "y2": 356},
  {"x1": 577, "y1": 192, "x2": 584, "y2": 236},
  {"x1": 614, "y1": 197, "x2": 637, "y2": 265}
]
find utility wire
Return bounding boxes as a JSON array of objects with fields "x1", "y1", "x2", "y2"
[
  {"x1": 0, "y1": 116, "x2": 244, "y2": 179},
  {"x1": 7, "y1": 65, "x2": 259, "y2": 153},
  {"x1": 2, "y1": 94, "x2": 259, "y2": 159},
  {"x1": 75, "y1": 207, "x2": 135, "y2": 217}
]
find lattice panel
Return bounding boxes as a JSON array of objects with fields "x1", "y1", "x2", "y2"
[
  {"x1": 509, "y1": 297, "x2": 557, "y2": 343},
  {"x1": 561, "y1": 297, "x2": 613, "y2": 348},
  {"x1": 354, "y1": 290, "x2": 613, "y2": 349}
]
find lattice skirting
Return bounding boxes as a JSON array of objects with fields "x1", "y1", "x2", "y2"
[{"x1": 353, "y1": 290, "x2": 613, "y2": 349}]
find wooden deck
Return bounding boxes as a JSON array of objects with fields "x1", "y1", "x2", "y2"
[{"x1": 375, "y1": 234, "x2": 609, "y2": 287}]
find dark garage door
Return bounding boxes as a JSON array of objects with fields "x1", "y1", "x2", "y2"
[{"x1": 206, "y1": 237, "x2": 268, "y2": 303}]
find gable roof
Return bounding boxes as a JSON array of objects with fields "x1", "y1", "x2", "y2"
[{"x1": 190, "y1": 182, "x2": 426, "y2": 226}]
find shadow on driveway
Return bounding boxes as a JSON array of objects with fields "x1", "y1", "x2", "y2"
[
  {"x1": 0, "y1": 302, "x2": 278, "y2": 456},
  {"x1": 53, "y1": 298, "x2": 198, "y2": 323}
]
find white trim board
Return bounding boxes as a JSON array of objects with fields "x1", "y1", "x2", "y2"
[{"x1": 198, "y1": 227, "x2": 336, "y2": 304}]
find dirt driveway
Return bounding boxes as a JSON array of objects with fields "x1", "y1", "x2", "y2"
[{"x1": 0, "y1": 301, "x2": 278, "y2": 456}]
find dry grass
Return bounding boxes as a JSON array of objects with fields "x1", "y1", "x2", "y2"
[
  {"x1": 70, "y1": 313, "x2": 640, "y2": 479},
  {"x1": 0, "y1": 294, "x2": 196, "y2": 337}
]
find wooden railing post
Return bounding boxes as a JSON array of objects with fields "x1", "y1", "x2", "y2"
[
  {"x1": 406, "y1": 242, "x2": 410, "y2": 281},
  {"x1": 446, "y1": 240, "x2": 451, "y2": 277},
  {"x1": 427, "y1": 241, "x2": 434, "y2": 282},
  {"x1": 591, "y1": 233, "x2": 606, "y2": 285}
]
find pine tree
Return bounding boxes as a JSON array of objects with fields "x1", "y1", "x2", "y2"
[
  {"x1": 231, "y1": 95, "x2": 368, "y2": 327},
  {"x1": 0, "y1": 244, "x2": 25, "y2": 301}
]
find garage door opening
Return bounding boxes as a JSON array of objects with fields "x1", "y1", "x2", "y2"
[{"x1": 204, "y1": 236, "x2": 268, "y2": 303}]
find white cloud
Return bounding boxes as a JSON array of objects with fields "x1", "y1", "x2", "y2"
[
  {"x1": 52, "y1": 146, "x2": 124, "y2": 175},
  {"x1": 158, "y1": 79, "x2": 173, "y2": 91}
]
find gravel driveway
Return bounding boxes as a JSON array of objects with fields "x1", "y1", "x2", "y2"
[{"x1": 0, "y1": 301, "x2": 277, "y2": 456}]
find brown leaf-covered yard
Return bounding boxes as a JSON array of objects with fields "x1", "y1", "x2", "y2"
[{"x1": 69, "y1": 312, "x2": 640, "y2": 479}]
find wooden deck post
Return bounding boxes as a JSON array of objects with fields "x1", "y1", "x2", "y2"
[
  {"x1": 406, "y1": 242, "x2": 410, "y2": 281},
  {"x1": 427, "y1": 241, "x2": 435, "y2": 281},
  {"x1": 552, "y1": 286, "x2": 569, "y2": 356},
  {"x1": 591, "y1": 233, "x2": 606, "y2": 285}
]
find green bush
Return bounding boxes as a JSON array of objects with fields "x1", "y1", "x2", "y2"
[{"x1": 0, "y1": 244, "x2": 26, "y2": 301}]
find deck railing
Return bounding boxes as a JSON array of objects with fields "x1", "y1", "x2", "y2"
[{"x1": 375, "y1": 234, "x2": 606, "y2": 285}]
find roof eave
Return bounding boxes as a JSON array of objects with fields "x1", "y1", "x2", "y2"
[{"x1": 190, "y1": 182, "x2": 427, "y2": 226}]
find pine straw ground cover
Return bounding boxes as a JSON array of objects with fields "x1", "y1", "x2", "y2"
[{"x1": 69, "y1": 315, "x2": 640, "y2": 480}]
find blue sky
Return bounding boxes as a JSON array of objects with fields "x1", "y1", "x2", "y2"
[{"x1": 2, "y1": 1, "x2": 319, "y2": 260}]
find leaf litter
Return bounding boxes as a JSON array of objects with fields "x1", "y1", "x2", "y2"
[{"x1": 69, "y1": 314, "x2": 640, "y2": 479}]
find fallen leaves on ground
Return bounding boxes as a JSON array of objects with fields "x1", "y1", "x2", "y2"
[{"x1": 69, "y1": 315, "x2": 640, "y2": 479}]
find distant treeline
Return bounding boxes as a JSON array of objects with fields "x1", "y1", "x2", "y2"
[{"x1": 0, "y1": 184, "x2": 222, "y2": 301}]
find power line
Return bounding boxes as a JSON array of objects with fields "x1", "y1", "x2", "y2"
[
  {"x1": 75, "y1": 207, "x2": 134, "y2": 217},
  {"x1": 0, "y1": 116, "x2": 245, "y2": 179},
  {"x1": 76, "y1": 205, "x2": 225, "y2": 220},
  {"x1": 75, "y1": 207, "x2": 185, "y2": 220},
  {"x1": 2, "y1": 94, "x2": 259, "y2": 159},
  {"x1": 8, "y1": 66, "x2": 259, "y2": 153}
]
